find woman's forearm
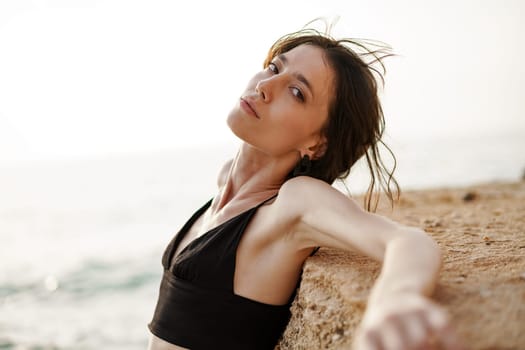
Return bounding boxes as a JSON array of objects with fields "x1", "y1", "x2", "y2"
[{"x1": 351, "y1": 229, "x2": 461, "y2": 349}]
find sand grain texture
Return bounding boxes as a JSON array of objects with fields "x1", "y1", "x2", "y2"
[{"x1": 278, "y1": 181, "x2": 525, "y2": 349}]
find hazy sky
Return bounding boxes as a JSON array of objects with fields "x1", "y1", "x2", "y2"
[{"x1": 0, "y1": 0, "x2": 523, "y2": 163}]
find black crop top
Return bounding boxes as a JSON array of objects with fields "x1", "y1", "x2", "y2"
[{"x1": 148, "y1": 196, "x2": 294, "y2": 349}]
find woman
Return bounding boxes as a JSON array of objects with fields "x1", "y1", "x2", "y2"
[{"x1": 147, "y1": 26, "x2": 462, "y2": 350}]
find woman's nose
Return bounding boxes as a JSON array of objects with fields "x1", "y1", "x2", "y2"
[{"x1": 255, "y1": 77, "x2": 273, "y2": 102}]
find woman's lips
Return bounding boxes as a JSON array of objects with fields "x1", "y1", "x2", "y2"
[{"x1": 240, "y1": 98, "x2": 260, "y2": 119}]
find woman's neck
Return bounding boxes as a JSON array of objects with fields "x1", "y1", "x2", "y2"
[{"x1": 215, "y1": 143, "x2": 299, "y2": 210}]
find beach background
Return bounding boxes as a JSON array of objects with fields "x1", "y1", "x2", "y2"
[{"x1": 0, "y1": 0, "x2": 524, "y2": 349}]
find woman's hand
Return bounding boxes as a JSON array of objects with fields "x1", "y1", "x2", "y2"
[{"x1": 352, "y1": 292, "x2": 464, "y2": 350}]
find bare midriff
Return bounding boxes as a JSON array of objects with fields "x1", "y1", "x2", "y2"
[{"x1": 147, "y1": 333, "x2": 189, "y2": 350}]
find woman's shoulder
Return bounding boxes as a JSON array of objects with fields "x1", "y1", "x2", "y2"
[
  {"x1": 273, "y1": 176, "x2": 345, "y2": 216},
  {"x1": 277, "y1": 176, "x2": 367, "y2": 223},
  {"x1": 279, "y1": 176, "x2": 338, "y2": 201}
]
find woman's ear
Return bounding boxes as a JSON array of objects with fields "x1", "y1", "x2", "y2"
[{"x1": 307, "y1": 136, "x2": 328, "y2": 160}]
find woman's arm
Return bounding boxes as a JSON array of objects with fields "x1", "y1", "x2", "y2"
[{"x1": 278, "y1": 177, "x2": 463, "y2": 349}]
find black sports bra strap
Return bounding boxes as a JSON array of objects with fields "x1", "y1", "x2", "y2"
[
  {"x1": 258, "y1": 193, "x2": 278, "y2": 207},
  {"x1": 310, "y1": 246, "x2": 320, "y2": 256},
  {"x1": 164, "y1": 194, "x2": 277, "y2": 269},
  {"x1": 162, "y1": 198, "x2": 213, "y2": 268}
]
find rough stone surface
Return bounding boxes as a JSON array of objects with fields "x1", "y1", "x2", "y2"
[{"x1": 277, "y1": 181, "x2": 525, "y2": 349}]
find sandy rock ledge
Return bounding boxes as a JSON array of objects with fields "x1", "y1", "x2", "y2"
[{"x1": 277, "y1": 181, "x2": 525, "y2": 350}]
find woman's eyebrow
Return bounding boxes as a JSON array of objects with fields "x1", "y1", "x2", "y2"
[{"x1": 277, "y1": 54, "x2": 314, "y2": 98}]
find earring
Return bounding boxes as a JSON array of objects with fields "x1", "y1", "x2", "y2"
[{"x1": 293, "y1": 155, "x2": 312, "y2": 176}]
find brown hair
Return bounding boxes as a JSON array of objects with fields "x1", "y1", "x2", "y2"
[{"x1": 265, "y1": 26, "x2": 400, "y2": 211}]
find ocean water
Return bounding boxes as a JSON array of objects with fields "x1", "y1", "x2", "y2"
[{"x1": 0, "y1": 130, "x2": 524, "y2": 349}]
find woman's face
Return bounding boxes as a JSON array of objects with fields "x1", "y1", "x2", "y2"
[{"x1": 227, "y1": 44, "x2": 334, "y2": 158}]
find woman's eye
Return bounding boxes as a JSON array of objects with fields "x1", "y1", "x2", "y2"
[
  {"x1": 291, "y1": 87, "x2": 305, "y2": 102},
  {"x1": 268, "y1": 63, "x2": 279, "y2": 74}
]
